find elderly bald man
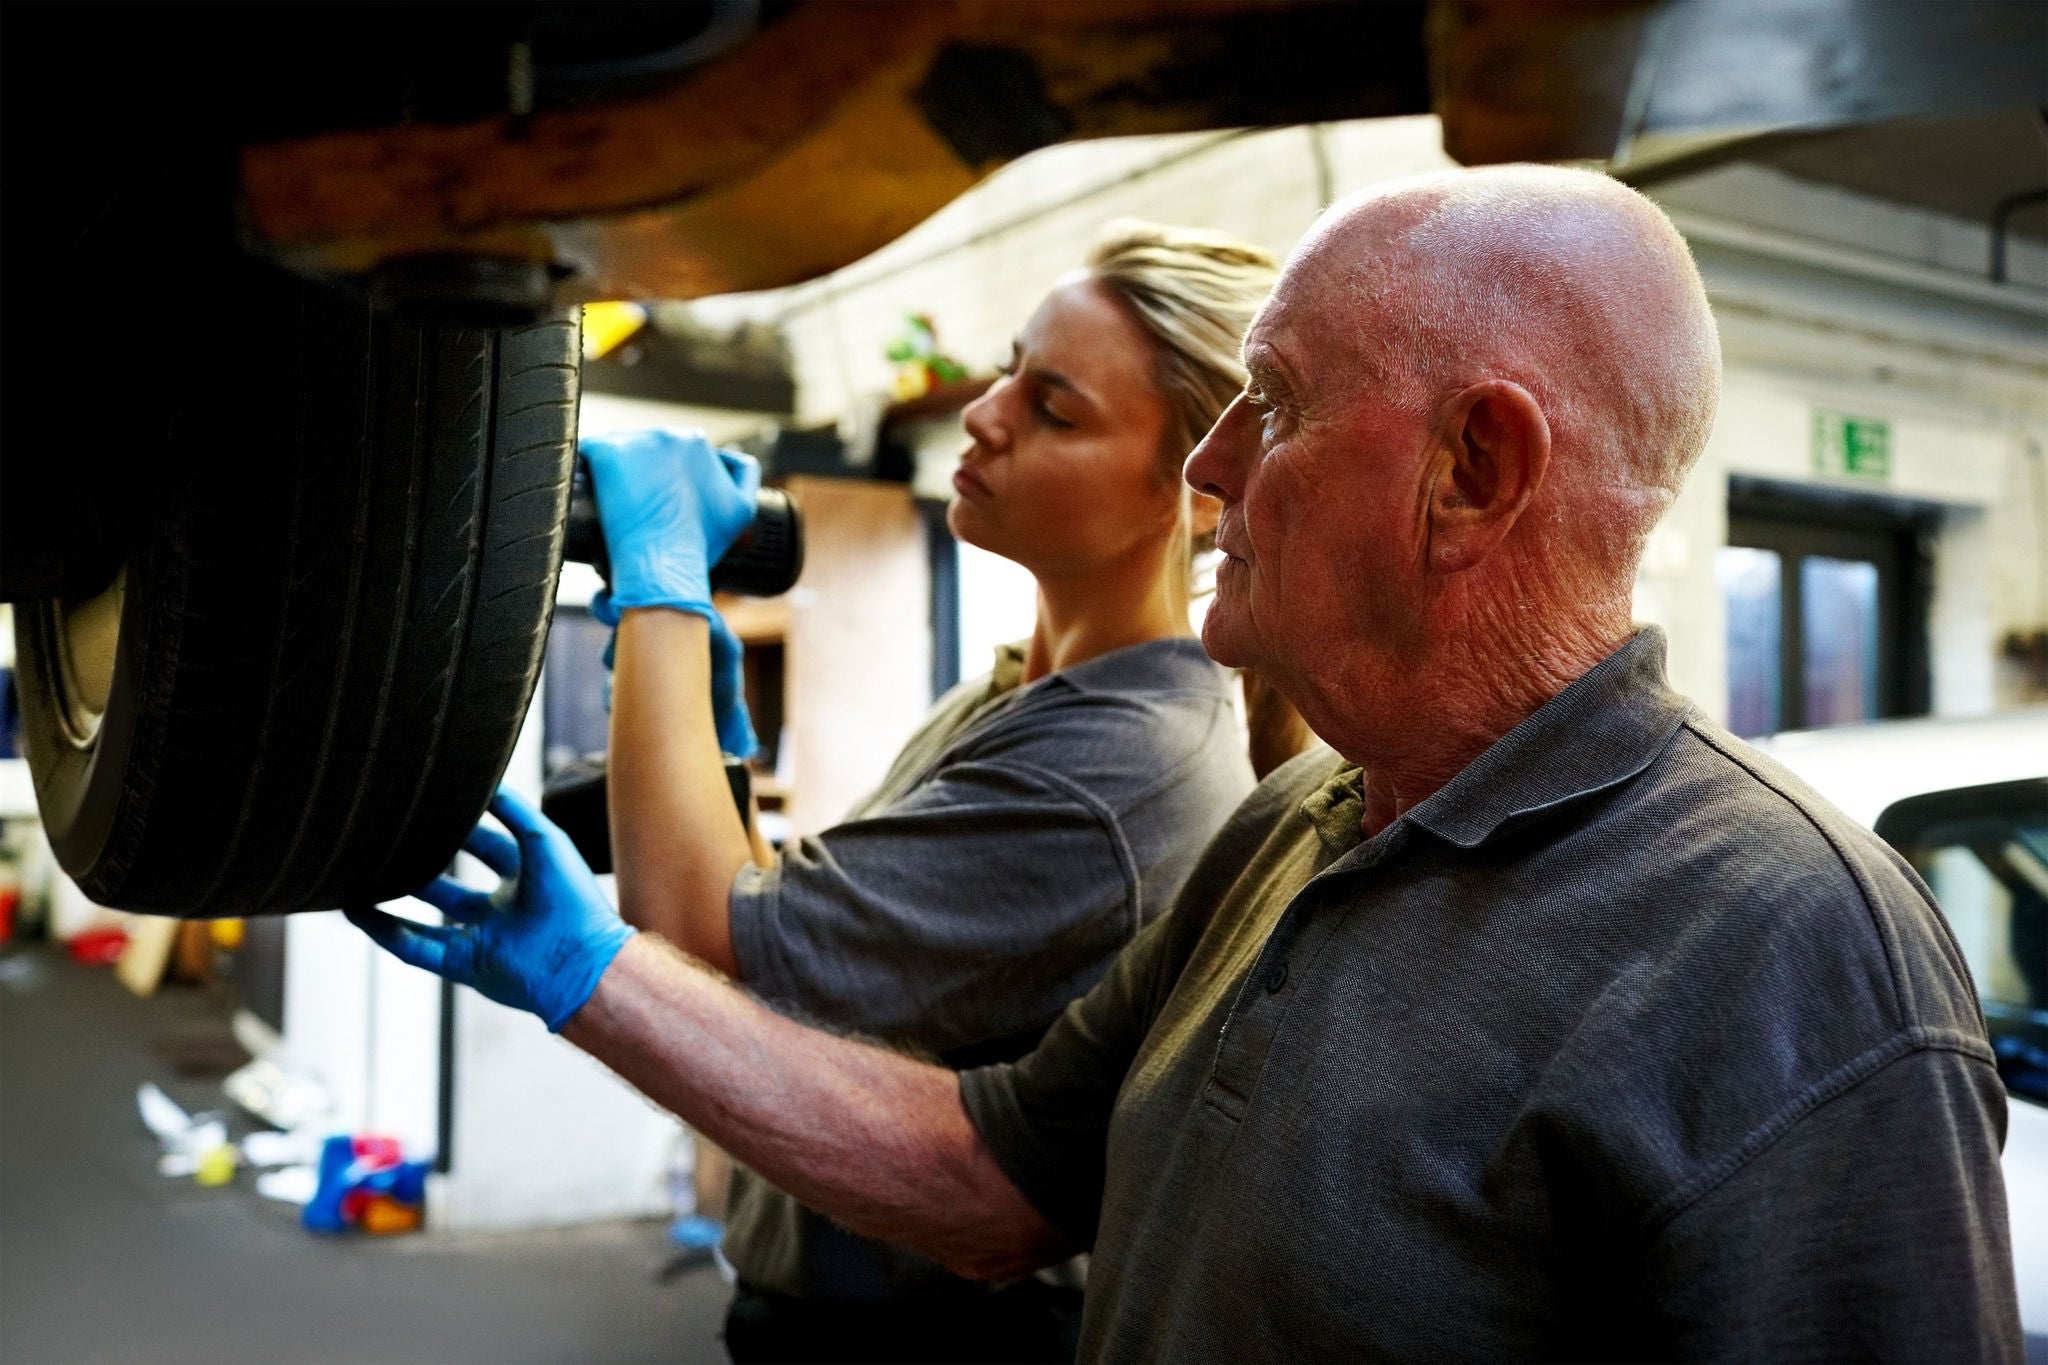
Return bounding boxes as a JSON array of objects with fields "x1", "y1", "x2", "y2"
[{"x1": 355, "y1": 165, "x2": 2020, "y2": 1361}]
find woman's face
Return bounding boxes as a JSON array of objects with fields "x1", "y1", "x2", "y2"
[{"x1": 949, "y1": 275, "x2": 1178, "y2": 578}]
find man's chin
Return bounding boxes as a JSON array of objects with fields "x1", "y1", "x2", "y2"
[{"x1": 1197, "y1": 611, "x2": 1254, "y2": 670}]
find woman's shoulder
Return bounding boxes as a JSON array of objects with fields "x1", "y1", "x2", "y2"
[
  {"x1": 985, "y1": 639, "x2": 1236, "y2": 743},
  {"x1": 1052, "y1": 637, "x2": 1231, "y2": 701},
  {"x1": 955, "y1": 644, "x2": 1248, "y2": 798}
]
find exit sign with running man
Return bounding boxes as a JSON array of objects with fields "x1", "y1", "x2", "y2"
[{"x1": 1812, "y1": 410, "x2": 1891, "y2": 482}]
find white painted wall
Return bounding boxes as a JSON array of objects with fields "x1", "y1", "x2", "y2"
[
  {"x1": 1632, "y1": 165, "x2": 2048, "y2": 722},
  {"x1": 1653, "y1": 163, "x2": 2048, "y2": 292},
  {"x1": 1634, "y1": 370, "x2": 2048, "y2": 721}
]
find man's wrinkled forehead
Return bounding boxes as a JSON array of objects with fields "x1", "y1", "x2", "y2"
[{"x1": 1245, "y1": 213, "x2": 1416, "y2": 391}]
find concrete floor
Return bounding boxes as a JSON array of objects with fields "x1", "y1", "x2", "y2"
[{"x1": 0, "y1": 940, "x2": 730, "y2": 1365}]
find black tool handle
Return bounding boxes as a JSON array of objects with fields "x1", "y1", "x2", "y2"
[{"x1": 562, "y1": 458, "x2": 804, "y2": 599}]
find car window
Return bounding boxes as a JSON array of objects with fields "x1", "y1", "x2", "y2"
[{"x1": 1876, "y1": 779, "x2": 2048, "y2": 1105}]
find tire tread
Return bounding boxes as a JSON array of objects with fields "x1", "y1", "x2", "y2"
[{"x1": 21, "y1": 262, "x2": 578, "y2": 915}]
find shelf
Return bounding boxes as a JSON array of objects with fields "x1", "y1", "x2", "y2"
[{"x1": 881, "y1": 376, "x2": 993, "y2": 428}]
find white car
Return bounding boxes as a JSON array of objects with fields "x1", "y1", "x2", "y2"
[{"x1": 1756, "y1": 710, "x2": 2048, "y2": 1346}]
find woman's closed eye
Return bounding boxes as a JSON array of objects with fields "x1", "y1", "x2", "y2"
[
  {"x1": 1033, "y1": 395, "x2": 1075, "y2": 429},
  {"x1": 997, "y1": 360, "x2": 1076, "y2": 430}
]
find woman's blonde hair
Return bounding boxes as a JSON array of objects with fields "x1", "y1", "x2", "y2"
[
  {"x1": 1084, "y1": 220, "x2": 1277, "y2": 485},
  {"x1": 1084, "y1": 222, "x2": 1312, "y2": 776}
]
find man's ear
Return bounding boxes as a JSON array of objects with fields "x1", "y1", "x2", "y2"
[{"x1": 1424, "y1": 380, "x2": 1550, "y2": 575}]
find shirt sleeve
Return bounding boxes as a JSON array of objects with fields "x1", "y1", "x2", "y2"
[
  {"x1": 728, "y1": 753, "x2": 1138, "y2": 1053},
  {"x1": 957, "y1": 904, "x2": 1185, "y2": 1247},
  {"x1": 1644, "y1": 1044, "x2": 2023, "y2": 1363}
]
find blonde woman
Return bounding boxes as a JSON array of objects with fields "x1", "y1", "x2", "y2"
[{"x1": 594, "y1": 224, "x2": 1288, "y2": 1362}]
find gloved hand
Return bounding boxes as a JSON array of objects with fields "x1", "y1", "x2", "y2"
[
  {"x1": 580, "y1": 428, "x2": 761, "y2": 616},
  {"x1": 592, "y1": 589, "x2": 757, "y2": 759},
  {"x1": 346, "y1": 788, "x2": 634, "y2": 1032}
]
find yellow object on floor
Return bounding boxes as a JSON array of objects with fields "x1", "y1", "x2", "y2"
[{"x1": 194, "y1": 1144, "x2": 239, "y2": 1187}]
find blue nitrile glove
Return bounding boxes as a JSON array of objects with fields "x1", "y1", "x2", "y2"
[
  {"x1": 592, "y1": 587, "x2": 757, "y2": 760},
  {"x1": 346, "y1": 788, "x2": 634, "y2": 1033},
  {"x1": 580, "y1": 429, "x2": 761, "y2": 616},
  {"x1": 706, "y1": 609, "x2": 758, "y2": 761}
]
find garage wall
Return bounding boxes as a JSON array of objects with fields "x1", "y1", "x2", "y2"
[{"x1": 1635, "y1": 173, "x2": 2048, "y2": 721}]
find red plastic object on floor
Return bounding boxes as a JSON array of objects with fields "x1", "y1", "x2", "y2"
[{"x1": 66, "y1": 927, "x2": 129, "y2": 965}]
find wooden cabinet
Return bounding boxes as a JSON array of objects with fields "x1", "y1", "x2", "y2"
[{"x1": 717, "y1": 475, "x2": 932, "y2": 837}]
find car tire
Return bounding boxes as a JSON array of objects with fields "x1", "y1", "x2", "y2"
[{"x1": 15, "y1": 259, "x2": 579, "y2": 916}]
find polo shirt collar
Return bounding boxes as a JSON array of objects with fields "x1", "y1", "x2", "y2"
[
  {"x1": 1400, "y1": 627, "x2": 1689, "y2": 849},
  {"x1": 987, "y1": 642, "x2": 1028, "y2": 701}
]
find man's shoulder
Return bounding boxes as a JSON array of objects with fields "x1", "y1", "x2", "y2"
[
  {"x1": 1530, "y1": 712, "x2": 1994, "y2": 1210},
  {"x1": 1618, "y1": 714, "x2": 1981, "y2": 1034},
  {"x1": 1646, "y1": 720, "x2": 1949, "y2": 965},
  {"x1": 1515, "y1": 716, "x2": 1990, "y2": 1227}
]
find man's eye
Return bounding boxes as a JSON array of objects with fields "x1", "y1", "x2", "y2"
[
  {"x1": 1037, "y1": 402, "x2": 1074, "y2": 430},
  {"x1": 1244, "y1": 384, "x2": 1274, "y2": 411}
]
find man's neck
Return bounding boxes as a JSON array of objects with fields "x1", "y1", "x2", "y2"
[
  {"x1": 1319, "y1": 609, "x2": 1634, "y2": 837},
  {"x1": 1023, "y1": 544, "x2": 1190, "y2": 683}
]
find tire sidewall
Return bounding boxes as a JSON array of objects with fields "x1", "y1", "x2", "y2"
[{"x1": 15, "y1": 584, "x2": 144, "y2": 892}]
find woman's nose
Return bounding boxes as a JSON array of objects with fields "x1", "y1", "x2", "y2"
[{"x1": 960, "y1": 379, "x2": 1009, "y2": 453}]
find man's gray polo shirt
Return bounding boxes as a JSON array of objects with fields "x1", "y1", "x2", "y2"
[
  {"x1": 963, "y1": 628, "x2": 2021, "y2": 1361},
  {"x1": 726, "y1": 636, "x2": 1254, "y2": 1297}
]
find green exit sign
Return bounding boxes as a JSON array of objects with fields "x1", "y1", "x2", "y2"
[{"x1": 1812, "y1": 410, "x2": 1891, "y2": 481}]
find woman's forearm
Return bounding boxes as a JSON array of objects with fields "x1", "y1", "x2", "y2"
[
  {"x1": 607, "y1": 608, "x2": 754, "y2": 974},
  {"x1": 564, "y1": 934, "x2": 1068, "y2": 1281}
]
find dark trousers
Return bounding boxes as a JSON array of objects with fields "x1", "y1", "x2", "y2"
[{"x1": 723, "y1": 1278, "x2": 1083, "y2": 1365}]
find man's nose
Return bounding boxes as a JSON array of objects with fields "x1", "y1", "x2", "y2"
[{"x1": 1184, "y1": 391, "x2": 1251, "y2": 502}]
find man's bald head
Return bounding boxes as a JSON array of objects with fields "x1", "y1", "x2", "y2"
[
  {"x1": 1289, "y1": 164, "x2": 1721, "y2": 578},
  {"x1": 1187, "y1": 164, "x2": 1720, "y2": 792}
]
